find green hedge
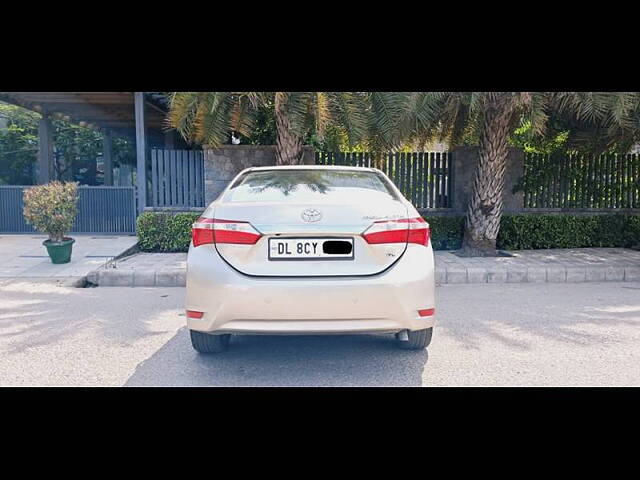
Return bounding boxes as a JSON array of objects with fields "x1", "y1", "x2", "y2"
[
  {"x1": 497, "y1": 214, "x2": 640, "y2": 250},
  {"x1": 424, "y1": 216, "x2": 466, "y2": 250},
  {"x1": 137, "y1": 212, "x2": 201, "y2": 252},
  {"x1": 424, "y1": 213, "x2": 640, "y2": 250},
  {"x1": 137, "y1": 211, "x2": 640, "y2": 252}
]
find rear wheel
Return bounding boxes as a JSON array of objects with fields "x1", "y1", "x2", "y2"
[
  {"x1": 190, "y1": 330, "x2": 230, "y2": 353},
  {"x1": 398, "y1": 327, "x2": 433, "y2": 350}
]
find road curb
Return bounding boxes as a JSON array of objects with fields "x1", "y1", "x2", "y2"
[
  {"x1": 87, "y1": 268, "x2": 186, "y2": 287},
  {"x1": 87, "y1": 264, "x2": 640, "y2": 287}
]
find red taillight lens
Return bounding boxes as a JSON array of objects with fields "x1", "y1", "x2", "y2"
[
  {"x1": 191, "y1": 217, "x2": 261, "y2": 247},
  {"x1": 362, "y1": 217, "x2": 430, "y2": 247},
  {"x1": 186, "y1": 310, "x2": 204, "y2": 319},
  {"x1": 192, "y1": 218, "x2": 215, "y2": 247},
  {"x1": 418, "y1": 308, "x2": 435, "y2": 317},
  {"x1": 407, "y1": 218, "x2": 430, "y2": 246}
]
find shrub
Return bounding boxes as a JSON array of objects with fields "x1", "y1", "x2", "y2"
[
  {"x1": 424, "y1": 213, "x2": 640, "y2": 251},
  {"x1": 424, "y1": 216, "x2": 465, "y2": 250},
  {"x1": 497, "y1": 214, "x2": 640, "y2": 250},
  {"x1": 23, "y1": 181, "x2": 78, "y2": 242},
  {"x1": 624, "y1": 215, "x2": 640, "y2": 247},
  {"x1": 137, "y1": 211, "x2": 201, "y2": 252}
]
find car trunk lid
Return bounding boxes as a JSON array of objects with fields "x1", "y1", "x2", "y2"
[{"x1": 212, "y1": 196, "x2": 409, "y2": 277}]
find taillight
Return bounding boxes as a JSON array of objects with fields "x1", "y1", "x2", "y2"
[
  {"x1": 362, "y1": 217, "x2": 430, "y2": 247},
  {"x1": 407, "y1": 218, "x2": 430, "y2": 246},
  {"x1": 192, "y1": 217, "x2": 261, "y2": 247},
  {"x1": 192, "y1": 218, "x2": 215, "y2": 247}
]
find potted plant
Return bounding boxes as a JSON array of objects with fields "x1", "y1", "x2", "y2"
[{"x1": 23, "y1": 181, "x2": 79, "y2": 264}]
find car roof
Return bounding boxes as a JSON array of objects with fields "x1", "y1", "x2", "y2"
[{"x1": 246, "y1": 165, "x2": 378, "y2": 172}]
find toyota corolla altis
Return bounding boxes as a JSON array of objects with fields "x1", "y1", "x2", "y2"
[{"x1": 185, "y1": 166, "x2": 436, "y2": 353}]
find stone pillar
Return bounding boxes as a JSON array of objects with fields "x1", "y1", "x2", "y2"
[
  {"x1": 37, "y1": 116, "x2": 55, "y2": 184},
  {"x1": 450, "y1": 146, "x2": 477, "y2": 214},
  {"x1": 202, "y1": 145, "x2": 316, "y2": 204},
  {"x1": 450, "y1": 146, "x2": 525, "y2": 215}
]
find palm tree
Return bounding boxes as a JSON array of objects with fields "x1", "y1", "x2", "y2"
[
  {"x1": 167, "y1": 92, "x2": 373, "y2": 165},
  {"x1": 403, "y1": 92, "x2": 640, "y2": 257},
  {"x1": 543, "y1": 92, "x2": 640, "y2": 155}
]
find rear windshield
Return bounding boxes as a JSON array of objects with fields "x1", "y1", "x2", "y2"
[{"x1": 223, "y1": 169, "x2": 399, "y2": 203}]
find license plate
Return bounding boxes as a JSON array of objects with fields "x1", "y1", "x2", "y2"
[{"x1": 268, "y1": 237, "x2": 354, "y2": 260}]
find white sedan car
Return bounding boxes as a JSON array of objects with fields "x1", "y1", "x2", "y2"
[{"x1": 185, "y1": 166, "x2": 436, "y2": 353}]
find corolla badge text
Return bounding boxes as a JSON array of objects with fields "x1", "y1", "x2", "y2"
[{"x1": 301, "y1": 208, "x2": 322, "y2": 222}]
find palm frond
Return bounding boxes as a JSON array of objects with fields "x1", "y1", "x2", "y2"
[
  {"x1": 364, "y1": 91, "x2": 408, "y2": 150},
  {"x1": 527, "y1": 92, "x2": 550, "y2": 136},
  {"x1": 329, "y1": 92, "x2": 370, "y2": 147},
  {"x1": 279, "y1": 92, "x2": 312, "y2": 137},
  {"x1": 229, "y1": 94, "x2": 258, "y2": 138},
  {"x1": 167, "y1": 92, "x2": 202, "y2": 142},
  {"x1": 194, "y1": 93, "x2": 235, "y2": 146}
]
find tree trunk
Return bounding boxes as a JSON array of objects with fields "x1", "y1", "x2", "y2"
[
  {"x1": 274, "y1": 92, "x2": 304, "y2": 165},
  {"x1": 459, "y1": 97, "x2": 516, "y2": 257}
]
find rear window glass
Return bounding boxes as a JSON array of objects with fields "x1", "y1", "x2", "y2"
[{"x1": 223, "y1": 169, "x2": 399, "y2": 203}]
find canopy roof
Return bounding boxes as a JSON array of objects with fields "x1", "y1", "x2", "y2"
[{"x1": 0, "y1": 92, "x2": 169, "y2": 136}]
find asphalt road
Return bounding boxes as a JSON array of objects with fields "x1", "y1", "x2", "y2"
[{"x1": 1, "y1": 278, "x2": 639, "y2": 386}]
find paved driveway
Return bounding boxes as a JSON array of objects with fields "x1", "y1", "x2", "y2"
[
  {"x1": 0, "y1": 280, "x2": 639, "y2": 386},
  {"x1": 0, "y1": 234, "x2": 137, "y2": 283}
]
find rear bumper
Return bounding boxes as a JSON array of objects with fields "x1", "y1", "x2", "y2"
[{"x1": 185, "y1": 243, "x2": 436, "y2": 334}]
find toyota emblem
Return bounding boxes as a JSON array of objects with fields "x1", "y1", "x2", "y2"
[{"x1": 301, "y1": 208, "x2": 322, "y2": 223}]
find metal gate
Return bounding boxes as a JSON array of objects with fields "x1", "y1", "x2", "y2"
[
  {"x1": 316, "y1": 151, "x2": 453, "y2": 209},
  {"x1": 0, "y1": 186, "x2": 137, "y2": 234},
  {"x1": 150, "y1": 149, "x2": 205, "y2": 208}
]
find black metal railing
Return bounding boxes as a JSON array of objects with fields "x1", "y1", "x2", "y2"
[{"x1": 316, "y1": 151, "x2": 452, "y2": 209}]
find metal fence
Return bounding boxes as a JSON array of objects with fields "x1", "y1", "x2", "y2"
[
  {"x1": 150, "y1": 149, "x2": 205, "y2": 208},
  {"x1": 523, "y1": 152, "x2": 640, "y2": 209},
  {"x1": 316, "y1": 151, "x2": 452, "y2": 208},
  {"x1": 0, "y1": 186, "x2": 137, "y2": 234}
]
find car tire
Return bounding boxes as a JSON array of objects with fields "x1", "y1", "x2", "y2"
[
  {"x1": 398, "y1": 327, "x2": 433, "y2": 350},
  {"x1": 190, "y1": 330, "x2": 231, "y2": 353}
]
